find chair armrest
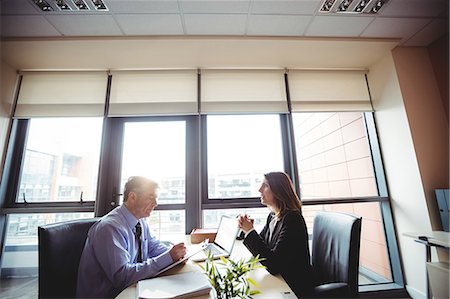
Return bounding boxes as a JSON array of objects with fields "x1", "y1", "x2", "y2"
[{"x1": 313, "y1": 282, "x2": 349, "y2": 298}]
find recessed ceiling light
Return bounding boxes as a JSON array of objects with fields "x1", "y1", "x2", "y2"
[
  {"x1": 353, "y1": 0, "x2": 372, "y2": 12},
  {"x1": 320, "y1": 0, "x2": 337, "y2": 12},
  {"x1": 34, "y1": 0, "x2": 53, "y2": 11},
  {"x1": 338, "y1": 0, "x2": 355, "y2": 12},
  {"x1": 54, "y1": 0, "x2": 71, "y2": 10},
  {"x1": 319, "y1": 0, "x2": 388, "y2": 14},
  {"x1": 73, "y1": 0, "x2": 89, "y2": 10},
  {"x1": 369, "y1": 0, "x2": 387, "y2": 13},
  {"x1": 91, "y1": 0, "x2": 108, "y2": 10}
]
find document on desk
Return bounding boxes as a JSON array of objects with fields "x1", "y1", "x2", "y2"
[{"x1": 137, "y1": 271, "x2": 211, "y2": 299}]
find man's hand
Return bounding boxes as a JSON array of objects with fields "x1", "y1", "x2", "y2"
[{"x1": 169, "y1": 243, "x2": 186, "y2": 261}]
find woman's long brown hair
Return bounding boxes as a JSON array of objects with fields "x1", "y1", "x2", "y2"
[{"x1": 264, "y1": 172, "x2": 302, "y2": 217}]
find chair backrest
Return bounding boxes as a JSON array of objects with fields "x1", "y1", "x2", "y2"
[
  {"x1": 311, "y1": 211, "x2": 362, "y2": 296},
  {"x1": 38, "y1": 218, "x2": 98, "y2": 299}
]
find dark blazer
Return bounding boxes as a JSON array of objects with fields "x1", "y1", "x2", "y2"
[{"x1": 243, "y1": 210, "x2": 313, "y2": 298}]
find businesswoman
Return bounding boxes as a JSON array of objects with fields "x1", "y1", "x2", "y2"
[{"x1": 238, "y1": 171, "x2": 313, "y2": 298}]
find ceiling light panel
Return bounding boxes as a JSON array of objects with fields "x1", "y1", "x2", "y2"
[
  {"x1": 319, "y1": 0, "x2": 389, "y2": 14},
  {"x1": 338, "y1": 0, "x2": 355, "y2": 12},
  {"x1": 320, "y1": 0, "x2": 337, "y2": 12},
  {"x1": 34, "y1": 0, "x2": 53, "y2": 11},
  {"x1": 91, "y1": 0, "x2": 107, "y2": 10},
  {"x1": 31, "y1": 0, "x2": 111, "y2": 12},
  {"x1": 353, "y1": 0, "x2": 373, "y2": 12},
  {"x1": 55, "y1": 0, "x2": 71, "y2": 10},
  {"x1": 73, "y1": 0, "x2": 89, "y2": 10}
]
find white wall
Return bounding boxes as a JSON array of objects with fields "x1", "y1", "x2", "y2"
[
  {"x1": 0, "y1": 60, "x2": 17, "y2": 179},
  {"x1": 367, "y1": 52, "x2": 432, "y2": 299}
]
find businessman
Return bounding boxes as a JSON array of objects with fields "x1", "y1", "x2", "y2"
[{"x1": 76, "y1": 176, "x2": 186, "y2": 298}]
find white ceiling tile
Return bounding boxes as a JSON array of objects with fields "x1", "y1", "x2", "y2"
[
  {"x1": 46, "y1": 15, "x2": 123, "y2": 36},
  {"x1": 115, "y1": 14, "x2": 184, "y2": 35},
  {"x1": 0, "y1": 15, "x2": 61, "y2": 37},
  {"x1": 306, "y1": 15, "x2": 374, "y2": 37},
  {"x1": 247, "y1": 15, "x2": 312, "y2": 36},
  {"x1": 379, "y1": 0, "x2": 448, "y2": 18},
  {"x1": 0, "y1": 0, "x2": 40, "y2": 15},
  {"x1": 251, "y1": 0, "x2": 322, "y2": 15},
  {"x1": 180, "y1": 0, "x2": 250, "y2": 13},
  {"x1": 184, "y1": 14, "x2": 247, "y2": 35},
  {"x1": 403, "y1": 18, "x2": 448, "y2": 46},
  {"x1": 361, "y1": 17, "x2": 430, "y2": 41},
  {"x1": 106, "y1": 0, "x2": 180, "y2": 13}
]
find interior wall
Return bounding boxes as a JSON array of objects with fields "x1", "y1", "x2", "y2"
[
  {"x1": 427, "y1": 35, "x2": 449, "y2": 122},
  {"x1": 0, "y1": 60, "x2": 17, "y2": 180},
  {"x1": 391, "y1": 46, "x2": 449, "y2": 231},
  {"x1": 367, "y1": 52, "x2": 431, "y2": 299}
]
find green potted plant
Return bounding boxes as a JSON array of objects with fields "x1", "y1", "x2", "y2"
[{"x1": 198, "y1": 252, "x2": 266, "y2": 299}]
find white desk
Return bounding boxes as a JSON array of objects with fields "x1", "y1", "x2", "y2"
[
  {"x1": 116, "y1": 240, "x2": 295, "y2": 299},
  {"x1": 403, "y1": 231, "x2": 450, "y2": 299}
]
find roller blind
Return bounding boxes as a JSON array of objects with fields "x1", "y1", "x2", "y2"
[
  {"x1": 201, "y1": 70, "x2": 288, "y2": 114},
  {"x1": 109, "y1": 70, "x2": 198, "y2": 116},
  {"x1": 15, "y1": 72, "x2": 108, "y2": 117},
  {"x1": 289, "y1": 70, "x2": 372, "y2": 112}
]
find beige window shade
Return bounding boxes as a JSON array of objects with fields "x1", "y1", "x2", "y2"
[
  {"x1": 201, "y1": 70, "x2": 288, "y2": 114},
  {"x1": 109, "y1": 70, "x2": 198, "y2": 116},
  {"x1": 289, "y1": 70, "x2": 372, "y2": 112},
  {"x1": 15, "y1": 72, "x2": 108, "y2": 117}
]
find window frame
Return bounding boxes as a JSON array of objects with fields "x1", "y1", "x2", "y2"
[
  {"x1": 0, "y1": 70, "x2": 406, "y2": 293},
  {"x1": 200, "y1": 113, "x2": 295, "y2": 211},
  {"x1": 95, "y1": 115, "x2": 201, "y2": 234}
]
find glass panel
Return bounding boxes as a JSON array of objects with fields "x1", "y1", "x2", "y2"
[
  {"x1": 203, "y1": 208, "x2": 269, "y2": 232},
  {"x1": 207, "y1": 115, "x2": 284, "y2": 199},
  {"x1": 1, "y1": 213, "x2": 94, "y2": 272},
  {"x1": 292, "y1": 112, "x2": 378, "y2": 199},
  {"x1": 144, "y1": 210, "x2": 185, "y2": 244},
  {"x1": 303, "y1": 202, "x2": 393, "y2": 284},
  {"x1": 17, "y1": 118, "x2": 103, "y2": 202},
  {"x1": 121, "y1": 121, "x2": 186, "y2": 204}
]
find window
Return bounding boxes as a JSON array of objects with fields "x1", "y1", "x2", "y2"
[
  {"x1": 206, "y1": 115, "x2": 284, "y2": 199},
  {"x1": 144, "y1": 210, "x2": 185, "y2": 243},
  {"x1": 17, "y1": 118, "x2": 103, "y2": 203},
  {"x1": 292, "y1": 112, "x2": 377, "y2": 199},
  {"x1": 1, "y1": 212, "x2": 93, "y2": 276},
  {"x1": 203, "y1": 208, "x2": 268, "y2": 231},
  {"x1": 1, "y1": 70, "x2": 403, "y2": 293},
  {"x1": 120, "y1": 120, "x2": 186, "y2": 205}
]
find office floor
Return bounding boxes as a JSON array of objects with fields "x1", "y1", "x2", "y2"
[{"x1": 0, "y1": 277, "x2": 38, "y2": 299}]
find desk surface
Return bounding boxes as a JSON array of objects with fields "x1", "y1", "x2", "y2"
[
  {"x1": 403, "y1": 231, "x2": 450, "y2": 248},
  {"x1": 116, "y1": 240, "x2": 294, "y2": 299}
]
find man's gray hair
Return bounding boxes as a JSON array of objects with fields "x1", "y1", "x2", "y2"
[{"x1": 123, "y1": 176, "x2": 158, "y2": 202}]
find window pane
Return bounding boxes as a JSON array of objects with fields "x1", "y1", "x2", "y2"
[
  {"x1": 303, "y1": 202, "x2": 392, "y2": 285},
  {"x1": 292, "y1": 112, "x2": 378, "y2": 199},
  {"x1": 2, "y1": 213, "x2": 94, "y2": 275},
  {"x1": 121, "y1": 121, "x2": 186, "y2": 204},
  {"x1": 207, "y1": 115, "x2": 284, "y2": 199},
  {"x1": 17, "y1": 118, "x2": 102, "y2": 202},
  {"x1": 203, "y1": 208, "x2": 268, "y2": 232},
  {"x1": 144, "y1": 210, "x2": 185, "y2": 244}
]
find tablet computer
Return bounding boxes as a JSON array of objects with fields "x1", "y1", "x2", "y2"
[{"x1": 154, "y1": 240, "x2": 208, "y2": 277}]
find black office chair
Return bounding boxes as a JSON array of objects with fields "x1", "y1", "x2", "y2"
[
  {"x1": 38, "y1": 218, "x2": 98, "y2": 299},
  {"x1": 311, "y1": 211, "x2": 362, "y2": 298}
]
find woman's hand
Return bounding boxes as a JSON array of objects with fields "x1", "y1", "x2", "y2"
[
  {"x1": 238, "y1": 214, "x2": 254, "y2": 233},
  {"x1": 169, "y1": 242, "x2": 186, "y2": 261}
]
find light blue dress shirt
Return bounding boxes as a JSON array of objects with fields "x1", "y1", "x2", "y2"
[{"x1": 76, "y1": 205, "x2": 173, "y2": 298}]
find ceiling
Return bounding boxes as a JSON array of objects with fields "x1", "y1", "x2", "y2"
[{"x1": 0, "y1": 0, "x2": 448, "y2": 47}]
